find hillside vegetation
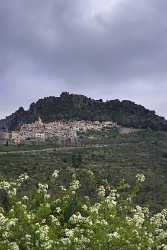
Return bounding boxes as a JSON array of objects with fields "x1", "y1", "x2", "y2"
[
  {"x1": 1, "y1": 130, "x2": 167, "y2": 211},
  {"x1": 0, "y1": 92, "x2": 167, "y2": 131}
]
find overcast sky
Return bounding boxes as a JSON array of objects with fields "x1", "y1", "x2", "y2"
[{"x1": 0, "y1": 0, "x2": 167, "y2": 119}]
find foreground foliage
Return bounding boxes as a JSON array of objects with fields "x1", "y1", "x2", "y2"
[{"x1": 0, "y1": 171, "x2": 167, "y2": 250}]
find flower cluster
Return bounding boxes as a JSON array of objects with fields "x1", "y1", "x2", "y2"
[
  {"x1": 136, "y1": 173, "x2": 145, "y2": 183},
  {"x1": 52, "y1": 170, "x2": 59, "y2": 179},
  {"x1": 0, "y1": 172, "x2": 167, "y2": 249}
]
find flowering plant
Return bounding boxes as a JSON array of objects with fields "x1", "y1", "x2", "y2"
[{"x1": 0, "y1": 172, "x2": 167, "y2": 249}]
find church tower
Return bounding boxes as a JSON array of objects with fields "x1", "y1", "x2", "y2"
[{"x1": 35, "y1": 116, "x2": 44, "y2": 129}]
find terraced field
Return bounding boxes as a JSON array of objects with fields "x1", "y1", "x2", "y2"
[{"x1": 1, "y1": 129, "x2": 167, "y2": 211}]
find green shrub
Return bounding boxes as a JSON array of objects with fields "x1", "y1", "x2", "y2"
[{"x1": 0, "y1": 172, "x2": 167, "y2": 249}]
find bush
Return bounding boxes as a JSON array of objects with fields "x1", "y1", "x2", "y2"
[{"x1": 0, "y1": 172, "x2": 167, "y2": 249}]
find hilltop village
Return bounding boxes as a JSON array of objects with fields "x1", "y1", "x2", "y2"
[{"x1": 0, "y1": 118, "x2": 119, "y2": 145}]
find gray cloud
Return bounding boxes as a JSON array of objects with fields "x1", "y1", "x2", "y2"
[{"x1": 0, "y1": 0, "x2": 167, "y2": 119}]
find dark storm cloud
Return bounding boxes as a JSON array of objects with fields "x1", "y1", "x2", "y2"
[{"x1": 0, "y1": 0, "x2": 167, "y2": 118}]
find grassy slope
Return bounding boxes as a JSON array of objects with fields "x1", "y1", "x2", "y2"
[{"x1": 0, "y1": 129, "x2": 167, "y2": 211}]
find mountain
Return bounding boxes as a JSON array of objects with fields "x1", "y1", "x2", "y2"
[{"x1": 0, "y1": 92, "x2": 167, "y2": 131}]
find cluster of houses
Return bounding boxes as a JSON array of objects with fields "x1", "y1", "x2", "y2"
[{"x1": 0, "y1": 118, "x2": 119, "y2": 145}]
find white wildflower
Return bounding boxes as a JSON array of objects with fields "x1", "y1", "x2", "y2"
[
  {"x1": 136, "y1": 174, "x2": 145, "y2": 183},
  {"x1": 22, "y1": 196, "x2": 29, "y2": 201},
  {"x1": 9, "y1": 242, "x2": 19, "y2": 250},
  {"x1": 70, "y1": 180, "x2": 80, "y2": 192},
  {"x1": 108, "y1": 232, "x2": 120, "y2": 240},
  {"x1": 52, "y1": 170, "x2": 59, "y2": 178},
  {"x1": 56, "y1": 207, "x2": 61, "y2": 213},
  {"x1": 37, "y1": 183, "x2": 48, "y2": 194},
  {"x1": 97, "y1": 185, "x2": 105, "y2": 198},
  {"x1": 65, "y1": 228, "x2": 75, "y2": 238},
  {"x1": 82, "y1": 204, "x2": 88, "y2": 211}
]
